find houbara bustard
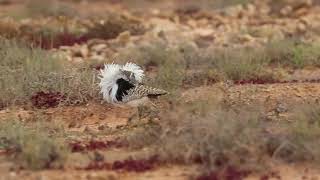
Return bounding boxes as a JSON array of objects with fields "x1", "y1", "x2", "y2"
[{"x1": 98, "y1": 62, "x2": 168, "y2": 107}]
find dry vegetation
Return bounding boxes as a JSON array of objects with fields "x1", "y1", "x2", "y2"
[
  {"x1": 0, "y1": 117, "x2": 69, "y2": 170},
  {"x1": 0, "y1": 38, "x2": 98, "y2": 108},
  {"x1": 0, "y1": 0, "x2": 320, "y2": 179}
]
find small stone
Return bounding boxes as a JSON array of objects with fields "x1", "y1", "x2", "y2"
[
  {"x1": 280, "y1": 6, "x2": 293, "y2": 16},
  {"x1": 98, "y1": 124, "x2": 106, "y2": 130},
  {"x1": 187, "y1": 19, "x2": 197, "y2": 28},
  {"x1": 195, "y1": 28, "x2": 214, "y2": 37},
  {"x1": 246, "y1": 3, "x2": 256, "y2": 16},
  {"x1": 68, "y1": 121, "x2": 77, "y2": 128},
  {"x1": 91, "y1": 44, "x2": 107, "y2": 53},
  {"x1": 297, "y1": 22, "x2": 307, "y2": 32},
  {"x1": 117, "y1": 31, "x2": 131, "y2": 44},
  {"x1": 73, "y1": 57, "x2": 84, "y2": 63},
  {"x1": 80, "y1": 44, "x2": 89, "y2": 58},
  {"x1": 238, "y1": 34, "x2": 254, "y2": 43},
  {"x1": 224, "y1": 4, "x2": 243, "y2": 17},
  {"x1": 151, "y1": 9, "x2": 160, "y2": 15},
  {"x1": 86, "y1": 173, "x2": 106, "y2": 180},
  {"x1": 89, "y1": 54, "x2": 105, "y2": 62}
]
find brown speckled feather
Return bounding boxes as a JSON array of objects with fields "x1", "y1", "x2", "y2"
[{"x1": 122, "y1": 84, "x2": 168, "y2": 103}]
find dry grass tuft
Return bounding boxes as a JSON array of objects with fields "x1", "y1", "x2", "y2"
[
  {"x1": 125, "y1": 99, "x2": 266, "y2": 170},
  {"x1": 0, "y1": 38, "x2": 98, "y2": 108},
  {"x1": 0, "y1": 117, "x2": 69, "y2": 170},
  {"x1": 272, "y1": 104, "x2": 320, "y2": 163},
  {"x1": 265, "y1": 40, "x2": 320, "y2": 68},
  {"x1": 25, "y1": 0, "x2": 77, "y2": 18},
  {"x1": 124, "y1": 100, "x2": 320, "y2": 173}
]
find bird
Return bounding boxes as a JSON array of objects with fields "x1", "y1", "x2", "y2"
[{"x1": 98, "y1": 62, "x2": 168, "y2": 107}]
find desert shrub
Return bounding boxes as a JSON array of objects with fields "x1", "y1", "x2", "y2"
[
  {"x1": 156, "y1": 102, "x2": 265, "y2": 169},
  {"x1": 271, "y1": 105, "x2": 320, "y2": 163},
  {"x1": 0, "y1": 118, "x2": 69, "y2": 170},
  {"x1": 118, "y1": 37, "x2": 320, "y2": 88},
  {"x1": 0, "y1": 17, "x2": 88, "y2": 49},
  {"x1": 174, "y1": 0, "x2": 252, "y2": 14},
  {"x1": 124, "y1": 98, "x2": 320, "y2": 173},
  {"x1": 0, "y1": 38, "x2": 98, "y2": 108},
  {"x1": 125, "y1": 99, "x2": 267, "y2": 170},
  {"x1": 201, "y1": 47, "x2": 277, "y2": 82},
  {"x1": 25, "y1": 0, "x2": 77, "y2": 18},
  {"x1": 264, "y1": 40, "x2": 320, "y2": 68},
  {"x1": 117, "y1": 39, "x2": 186, "y2": 93},
  {"x1": 200, "y1": 39, "x2": 320, "y2": 82}
]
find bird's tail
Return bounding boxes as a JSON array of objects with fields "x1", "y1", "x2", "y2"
[
  {"x1": 122, "y1": 85, "x2": 168, "y2": 102},
  {"x1": 139, "y1": 85, "x2": 168, "y2": 96}
]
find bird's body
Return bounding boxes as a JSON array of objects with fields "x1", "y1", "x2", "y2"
[{"x1": 98, "y1": 62, "x2": 167, "y2": 107}]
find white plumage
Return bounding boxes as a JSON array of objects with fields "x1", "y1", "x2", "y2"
[{"x1": 98, "y1": 62, "x2": 167, "y2": 106}]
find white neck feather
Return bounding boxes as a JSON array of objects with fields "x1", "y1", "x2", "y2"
[{"x1": 98, "y1": 62, "x2": 145, "y2": 104}]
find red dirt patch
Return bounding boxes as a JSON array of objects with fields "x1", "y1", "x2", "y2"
[
  {"x1": 196, "y1": 166, "x2": 251, "y2": 180},
  {"x1": 31, "y1": 91, "x2": 65, "y2": 108},
  {"x1": 112, "y1": 156, "x2": 159, "y2": 172},
  {"x1": 81, "y1": 156, "x2": 159, "y2": 172},
  {"x1": 32, "y1": 32, "x2": 90, "y2": 50},
  {"x1": 234, "y1": 78, "x2": 281, "y2": 85}
]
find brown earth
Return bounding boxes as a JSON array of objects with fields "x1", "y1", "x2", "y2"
[{"x1": 1, "y1": 0, "x2": 320, "y2": 179}]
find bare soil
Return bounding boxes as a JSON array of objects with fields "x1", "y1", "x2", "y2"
[{"x1": 2, "y1": 0, "x2": 320, "y2": 179}]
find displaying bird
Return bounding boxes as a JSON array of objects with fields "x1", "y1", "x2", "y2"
[{"x1": 98, "y1": 62, "x2": 168, "y2": 107}]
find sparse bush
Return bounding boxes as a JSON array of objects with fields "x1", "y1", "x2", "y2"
[
  {"x1": 200, "y1": 39, "x2": 320, "y2": 82},
  {"x1": 25, "y1": 0, "x2": 77, "y2": 18},
  {"x1": 272, "y1": 104, "x2": 320, "y2": 163},
  {"x1": 175, "y1": 0, "x2": 252, "y2": 13},
  {"x1": 0, "y1": 38, "x2": 98, "y2": 108},
  {"x1": 156, "y1": 102, "x2": 265, "y2": 170},
  {"x1": 0, "y1": 118, "x2": 69, "y2": 170},
  {"x1": 125, "y1": 99, "x2": 267, "y2": 171},
  {"x1": 125, "y1": 99, "x2": 320, "y2": 173},
  {"x1": 208, "y1": 47, "x2": 270, "y2": 81},
  {"x1": 264, "y1": 40, "x2": 320, "y2": 68},
  {"x1": 117, "y1": 40, "x2": 186, "y2": 93}
]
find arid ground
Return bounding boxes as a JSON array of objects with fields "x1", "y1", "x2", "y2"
[{"x1": 1, "y1": 0, "x2": 320, "y2": 179}]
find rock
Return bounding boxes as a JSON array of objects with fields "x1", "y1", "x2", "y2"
[
  {"x1": 195, "y1": 28, "x2": 214, "y2": 37},
  {"x1": 60, "y1": 46, "x2": 71, "y2": 51},
  {"x1": 224, "y1": 4, "x2": 243, "y2": 17},
  {"x1": 89, "y1": 54, "x2": 105, "y2": 62},
  {"x1": 246, "y1": 3, "x2": 256, "y2": 16},
  {"x1": 73, "y1": 57, "x2": 84, "y2": 63},
  {"x1": 280, "y1": 5, "x2": 293, "y2": 16},
  {"x1": 293, "y1": 7, "x2": 309, "y2": 17},
  {"x1": 68, "y1": 121, "x2": 77, "y2": 128},
  {"x1": 87, "y1": 39, "x2": 107, "y2": 48},
  {"x1": 197, "y1": 18, "x2": 209, "y2": 27},
  {"x1": 187, "y1": 19, "x2": 197, "y2": 28},
  {"x1": 117, "y1": 31, "x2": 131, "y2": 45},
  {"x1": 79, "y1": 44, "x2": 89, "y2": 58},
  {"x1": 91, "y1": 44, "x2": 107, "y2": 53},
  {"x1": 237, "y1": 34, "x2": 255, "y2": 43},
  {"x1": 249, "y1": 26, "x2": 284, "y2": 41},
  {"x1": 297, "y1": 22, "x2": 307, "y2": 32}
]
